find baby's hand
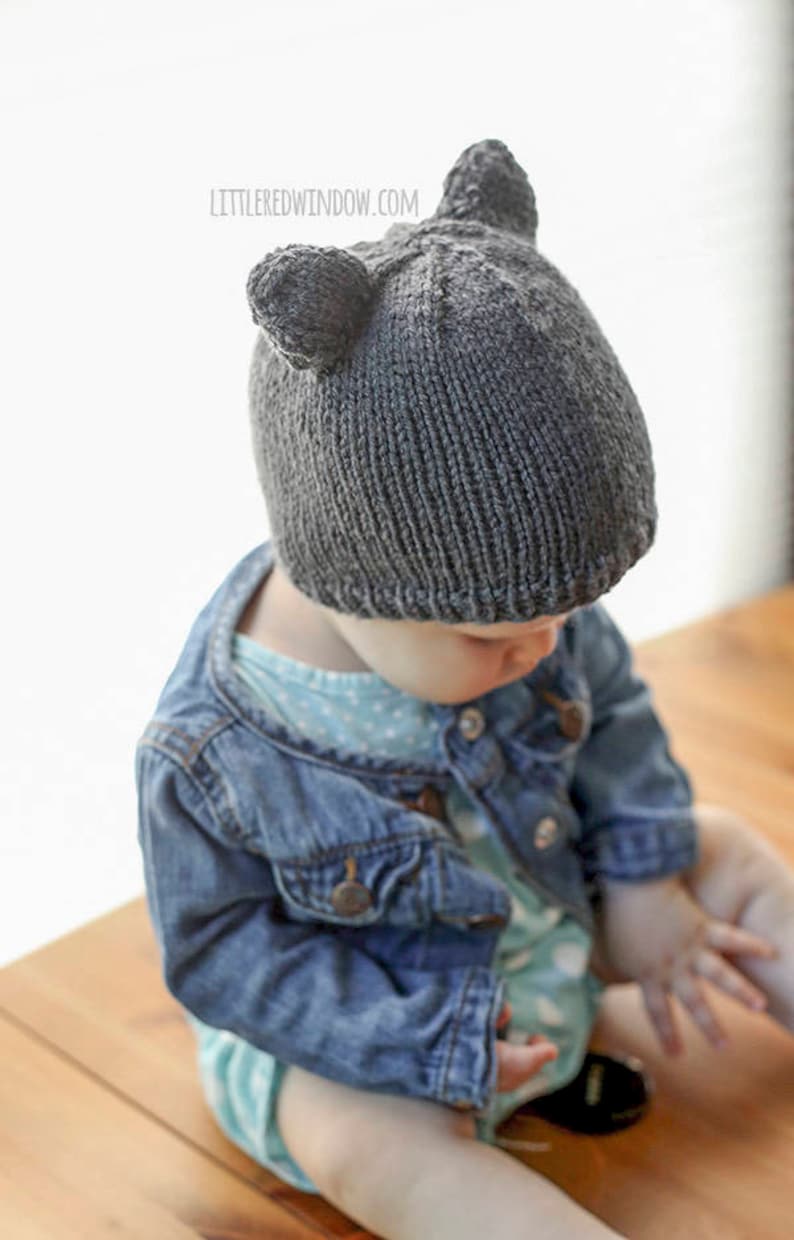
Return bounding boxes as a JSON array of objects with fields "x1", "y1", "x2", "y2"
[
  {"x1": 597, "y1": 875, "x2": 778, "y2": 1056},
  {"x1": 680, "y1": 803, "x2": 794, "y2": 1036},
  {"x1": 493, "y1": 1000, "x2": 560, "y2": 1093}
]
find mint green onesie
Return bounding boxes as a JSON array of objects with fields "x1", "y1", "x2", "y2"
[{"x1": 185, "y1": 632, "x2": 605, "y2": 1193}]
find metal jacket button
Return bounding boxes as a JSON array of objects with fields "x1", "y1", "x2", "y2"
[
  {"x1": 402, "y1": 784, "x2": 448, "y2": 823},
  {"x1": 540, "y1": 690, "x2": 588, "y2": 741},
  {"x1": 467, "y1": 913, "x2": 508, "y2": 929},
  {"x1": 331, "y1": 856, "x2": 372, "y2": 915},
  {"x1": 533, "y1": 816, "x2": 559, "y2": 849},
  {"x1": 450, "y1": 1099, "x2": 475, "y2": 1111},
  {"x1": 458, "y1": 706, "x2": 485, "y2": 741}
]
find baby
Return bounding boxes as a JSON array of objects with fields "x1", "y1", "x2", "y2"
[{"x1": 135, "y1": 139, "x2": 794, "y2": 1239}]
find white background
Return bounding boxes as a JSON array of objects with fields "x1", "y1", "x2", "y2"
[{"x1": 1, "y1": 0, "x2": 791, "y2": 965}]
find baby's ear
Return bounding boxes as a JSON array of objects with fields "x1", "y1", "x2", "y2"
[
  {"x1": 246, "y1": 243, "x2": 376, "y2": 375},
  {"x1": 433, "y1": 138, "x2": 538, "y2": 241}
]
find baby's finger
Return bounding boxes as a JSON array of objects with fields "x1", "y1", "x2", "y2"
[
  {"x1": 495, "y1": 1000, "x2": 513, "y2": 1030},
  {"x1": 495, "y1": 1039, "x2": 559, "y2": 1092},
  {"x1": 705, "y1": 921, "x2": 778, "y2": 959},
  {"x1": 639, "y1": 978, "x2": 683, "y2": 1056},
  {"x1": 692, "y1": 946, "x2": 769, "y2": 1013},
  {"x1": 673, "y1": 968, "x2": 729, "y2": 1049}
]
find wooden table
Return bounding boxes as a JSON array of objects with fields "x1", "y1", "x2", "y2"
[{"x1": 3, "y1": 586, "x2": 793, "y2": 1238}]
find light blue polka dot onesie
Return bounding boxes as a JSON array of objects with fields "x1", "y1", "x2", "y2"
[{"x1": 185, "y1": 632, "x2": 605, "y2": 1193}]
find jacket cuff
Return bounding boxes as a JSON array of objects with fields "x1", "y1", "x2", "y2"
[
  {"x1": 579, "y1": 812, "x2": 700, "y2": 884},
  {"x1": 440, "y1": 968, "x2": 506, "y2": 1116}
]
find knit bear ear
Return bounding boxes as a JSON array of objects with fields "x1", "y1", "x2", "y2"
[
  {"x1": 246, "y1": 243, "x2": 376, "y2": 375},
  {"x1": 433, "y1": 138, "x2": 538, "y2": 242}
]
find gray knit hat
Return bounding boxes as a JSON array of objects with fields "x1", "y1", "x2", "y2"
[{"x1": 245, "y1": 137, "x2": 657, "y2": 623}]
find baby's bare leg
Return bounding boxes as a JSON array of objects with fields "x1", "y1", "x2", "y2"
[
  {"x1": 684, "y1": 803, "x2": 794, "y2": 1035},
  {"x1": 277, "y1": 1062, "x2": 625, "y2": 1239}
]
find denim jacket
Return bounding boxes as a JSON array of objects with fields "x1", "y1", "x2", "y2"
[{"x1": 135, "y1": 539, "x2": 698, "y2": 1116}]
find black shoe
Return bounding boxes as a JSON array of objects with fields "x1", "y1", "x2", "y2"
[{"x1": 512, "y1": 1051, "x2": 654, "y2": 1134}]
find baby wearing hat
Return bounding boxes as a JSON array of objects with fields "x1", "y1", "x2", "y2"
[{"x1": 138, "y1": 139, "x2": 794, "y2": 1238}]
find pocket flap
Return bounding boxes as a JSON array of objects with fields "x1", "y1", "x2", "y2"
[{"x1": 271, "y1": 840, "x2": 425, "y2": 926}]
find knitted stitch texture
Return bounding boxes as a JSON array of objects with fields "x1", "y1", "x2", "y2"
[{"x1": 245, "y1": 137, "x2": 656, "y2": 623}]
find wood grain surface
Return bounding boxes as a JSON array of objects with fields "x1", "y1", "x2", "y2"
[{"x1": 2, "y1": 585, "x2": 793, "y2": 1238}]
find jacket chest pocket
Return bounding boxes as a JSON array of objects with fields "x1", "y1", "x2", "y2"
[
  {"x1": 270, "y1": 833, "x2": 511, "y2": 932},
  {"x1": 271, "y1": 839, "x2": 431, "y2": 928}
]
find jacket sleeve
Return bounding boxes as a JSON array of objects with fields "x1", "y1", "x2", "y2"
[
  {"x1": 568, "y1": 602, "x2": 700, "y2": 885},
  {"x1": 135, "y1": 741, "x2": 505, "y2": 1115}
]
